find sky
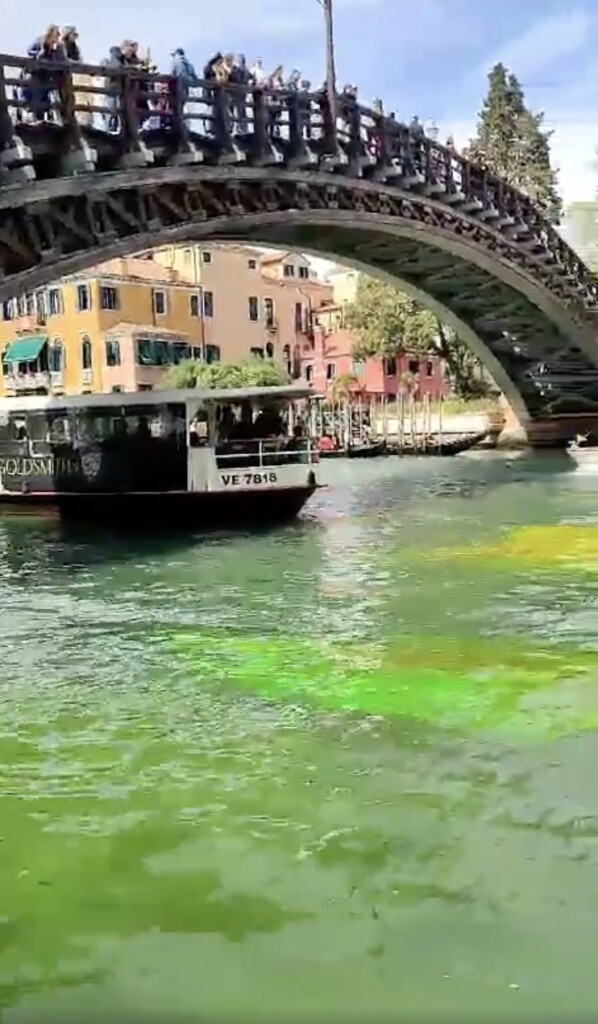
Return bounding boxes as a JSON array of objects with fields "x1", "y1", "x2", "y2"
[{"x1": 3, "y1": 0, "x2": 598, "y2": 207}]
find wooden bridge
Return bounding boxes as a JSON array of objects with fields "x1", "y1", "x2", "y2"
[{"x1": 1, "y1": 53, "x2": 597, "y2": 443}]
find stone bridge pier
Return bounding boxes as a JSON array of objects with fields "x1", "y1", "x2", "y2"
[{"x1": 499, "y1": 398, "x2": 598, "y2": 447}]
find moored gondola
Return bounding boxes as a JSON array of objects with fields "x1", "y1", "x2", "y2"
[{"x1": 387, "y1": 430, "x2": 489, "y2": 457}]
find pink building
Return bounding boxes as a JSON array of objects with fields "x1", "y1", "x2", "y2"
[{"x1": 300, "y1": 305, "x2": 445, "y2": 400}]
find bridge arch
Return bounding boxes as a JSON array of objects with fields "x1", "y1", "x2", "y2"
[{"x1": 0, "y1": 56, "x2": 597, "y2": 439}]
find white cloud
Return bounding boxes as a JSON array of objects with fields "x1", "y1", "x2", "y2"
[{"x1": 481, "y1": 8, "x2": 595, "y2": 82}]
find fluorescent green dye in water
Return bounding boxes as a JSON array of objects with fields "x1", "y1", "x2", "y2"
[
  {"x1": 417, "y1": 524, "x2": 598, "y2": 571},
  {"x1": 168, "y1": 630, "x2": 598, "y2": 735}
]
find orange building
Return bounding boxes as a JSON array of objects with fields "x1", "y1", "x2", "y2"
[{"x1": 0, "y1": 247, "x2": 333, "y2": 396}]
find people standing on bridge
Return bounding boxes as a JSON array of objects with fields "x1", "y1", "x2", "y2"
[
  {"x1": 25, "y1": 25, "x2": 65, "y2": 122},
  {"x1": 228, "y1": 55, "x2": 250, "y2": 134},
  {"x1": 292, "y1": 79, "x2": 313, "y2": 142},
  {"x1": 266, "y1": 65, "x2": 285, "y2": 136},
  {"x1": 62, "y1": 26, "x2": 93, "y2": 128},
  {"x1": 250, "y1": 58, "x2": 266, "y2": 86},
  {"x1": 170, "y1": 46, "x2": 198, "y2": 124}
]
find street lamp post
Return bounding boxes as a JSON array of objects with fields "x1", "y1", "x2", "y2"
[{"x1": 317, "y1": 0, "x2": 337, "y2": 140}]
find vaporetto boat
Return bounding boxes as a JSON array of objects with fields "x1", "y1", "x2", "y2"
[{"x1": 0, "y1": 385, "x2": 320, "y2": 527}]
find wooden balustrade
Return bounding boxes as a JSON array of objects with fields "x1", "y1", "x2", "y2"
[{"x1": 0, "y1": 51, "x2": 596, "y2": 303}]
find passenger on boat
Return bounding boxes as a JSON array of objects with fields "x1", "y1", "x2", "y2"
[
  {"x1": 253, "y1": 407, "x2": 284, "y2": 439},
  {"x1": 318, "y1": 433, "x2": 337, "y2": 452}
]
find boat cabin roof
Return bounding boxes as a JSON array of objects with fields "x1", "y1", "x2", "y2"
[{"x1": 0, "y1": 384, "x2": 313, "y2": 415}]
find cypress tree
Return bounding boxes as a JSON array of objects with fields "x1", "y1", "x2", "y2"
[{"x1": 467, "y1": 63, "x2": 562, "y2": 223}]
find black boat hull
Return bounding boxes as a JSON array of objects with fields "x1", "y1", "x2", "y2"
[{"x1": 0, "y1": 486, "x2": 316, "y2": 530}]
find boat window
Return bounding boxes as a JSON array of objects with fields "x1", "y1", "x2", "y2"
[
  {"x1": 47, "y1": 415, "x2": 70, "y2": 445},
  {"x1": 27, "y1": 412, "x2": 49, "y2": 441},
  {"x1": 189, "y1": 408, "x2": 209, "y2": 448},
  {"x1": 10, "y1": 416, "x2": 27, "y2": 442},
  {"x1": 215, "y1": 400, "x2": 288, "y2": 442}
]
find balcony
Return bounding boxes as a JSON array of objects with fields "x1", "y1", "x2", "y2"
[
  {"x1": 4, "y1": 371, "x2": 51, "y2": 393},
  {"x1": 82, "y1": 369, "x2": 93, "y2": 388}
]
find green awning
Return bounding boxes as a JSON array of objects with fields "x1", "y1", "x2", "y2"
[{"x1": 2, "y1": 335, "x2": 47, "y2": 365}]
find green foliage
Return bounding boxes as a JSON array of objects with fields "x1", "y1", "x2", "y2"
[
  {"x1": 345, "y1": 276, "x2": 438, "y2": 359},
  {"x1": 466, "y1": 62, "x2": 561, "y2": 222},
  {"x1": 166, "y1": 356, "x2": 291, "y2": 390},
  {"x1": 330, "y1": 372, "x2": 359, "y2": 400},
  {"x1": 344, "y1": 275, "x2": 492, "y2": 399}
]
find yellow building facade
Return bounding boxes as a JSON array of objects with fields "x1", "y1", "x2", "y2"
[{"x1": 0, "y1": 246, "x2": 333, "y2": 397}]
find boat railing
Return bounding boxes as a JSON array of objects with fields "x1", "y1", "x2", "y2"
[{"x1": 215, "y1": 438, "x2": 318, "y2": 469}]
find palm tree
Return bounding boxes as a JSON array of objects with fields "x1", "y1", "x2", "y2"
[{"x1": 330, "y1": 372, "x2": 358, "y2": 401}]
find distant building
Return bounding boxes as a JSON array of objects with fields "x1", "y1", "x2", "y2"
[
  {"x1": 0, "y1": 247, "x2": 333, "y2": 396},
  {"x1": 300, "y1": 268, "x2": 445, "y2": 401},
  {"x1": 561, "y1": 200, "x2": 598, "y2": 267}
]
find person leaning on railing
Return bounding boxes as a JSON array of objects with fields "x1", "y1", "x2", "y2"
[
  {"x1": 25, "y1": 24, "x2": 65, "y2": 123},
  {"x1": 62, "y1": 26, "x2": 93, "y2": 128}
]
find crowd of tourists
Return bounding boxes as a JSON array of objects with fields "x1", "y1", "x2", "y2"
[{"x1": 14, "y1": 25, "x2": 455, "y2": 151}]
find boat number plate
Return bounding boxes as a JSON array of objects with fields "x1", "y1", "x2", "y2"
[{"x1": 220, "y1": 472, "x2": 278, "y2": 486}]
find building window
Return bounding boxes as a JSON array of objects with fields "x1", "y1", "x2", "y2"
[
  {"x1": 384, "y1": 357, "x2": 397, "y2": 376},
  {"x1": 305, "y1": 364, "x2": 314, "y2": 382},
  {"x1": 136, "y1": 337, "x2": 172, "y2": 366},
  {"x1": 105, "y1": 337, "x2": 121, "y2": 366},
  {"x1": 100, "y1": 286, "x2": 119, "y2": 311},
  {"x1": 264, "y1": 297, "x2": 275, "y2": 328},
  {"x1": 250, "y1": 347, "x2": 264, "y2": 358},
  {"x1": 294, "y1": 302, "x2": 303, "y2": 332},
  {"x1": 326, "y1": 363, "x2": 336, "y2": 380},
  {"x1": 35, "y1": 291, "x2": 47, "y2": 322},
  {"x1": 298, "y1": 265, "x2": 309, "y2": 279},
  {"x1": 202, "y1": 251, "x2": 212, "y2": 263},
  {"x1": 203, "y1": 291, "x2": 214, "y2": 318},
  {"x1": 152, "y1": 289, "x2": 167, "y2": 316},
  {"x1": 206, "y1": 344, "x2": 220, "y2": 364},
  {"x1": 49, "y1": 339, "x2": 64, "y2": 373},
  {"x1": 26, "y1": 294, "x2": 35, "y2": 316},
  {"x1": 1, "y1": 300, "x2": 14, "y2": 321},
  {"x1": 76, "y1": 284, "x2": 91, "y2": 312},
  {"x1": 283, "y1": 343, "x2": 291, "y2": 376},
  {"x1": 16, "y1": 295, "x2": 27, "y2": 317},
  {"x1": 111, "y1": 385, "x2": 123, "y2": 393},
  {"x1": 189, "y1": 293, "x2": 200, "y2": 318},
  {"x1": 248, "y1": 296, "x2": 259, "y2": 321},
  {"x1": 81, "y1": 335, "x2": 93, "y2": 370},
  {"x1": 192, "y1": 346, "x2": 202, "y2": 360},
  {"x1": 426, "y1": 360, "x2": 434, "y2": 377},
  {"x1": 248, "y1": 258, "x2": 257, "y2": 270},
  {"x1": 408, "y1": 359, "x2": 419, "y2": 375},
  {"x1": 47, "y1": 288, "x2": 63, "y2": 317},
  {"x1": 265, "y1": 341, "x2": 274, "y2": 358},
  {"x1": 283, "y1": 264, "x2": 295, "y2": 277},
  {"x1": 138, "y1": 383, "x2": 153, "y2": 392}
]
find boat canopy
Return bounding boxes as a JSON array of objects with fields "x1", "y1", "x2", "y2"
[
  {"x1": 0, "y1": 383, "x2": 314, "y2": 414},
  {"x1": 2, "y1": 335, "x2": 47, "y2": 364}
]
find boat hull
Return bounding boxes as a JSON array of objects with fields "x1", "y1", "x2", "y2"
[{"x1": 0, "y1": 486, "x2": 317, "y2": 530}]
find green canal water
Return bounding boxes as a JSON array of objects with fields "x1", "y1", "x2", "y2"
[{"x1": 2, "y1": 452, "x2": 598, "y2": 1022}]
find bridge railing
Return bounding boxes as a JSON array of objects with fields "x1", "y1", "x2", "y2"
[{"x1": 0, "y1": 52, "x2": 596, "y2": 306}]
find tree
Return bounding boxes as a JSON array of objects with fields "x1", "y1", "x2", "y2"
[
  {"x1": 466, "y1": 63, "x2": 561, "y2": 222},
  {"x1": 330, "y1": 372, "x2": 359, "y2": 401},
  {"x1": 345, "y1": 276, "x2": 439, "y2": 359},
  {"x1": 344, "y1": 275, "x2": 492, "y2": 399},
  {"x1": 166, "y1": 356, "x2": 291, "y2": 390}
]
